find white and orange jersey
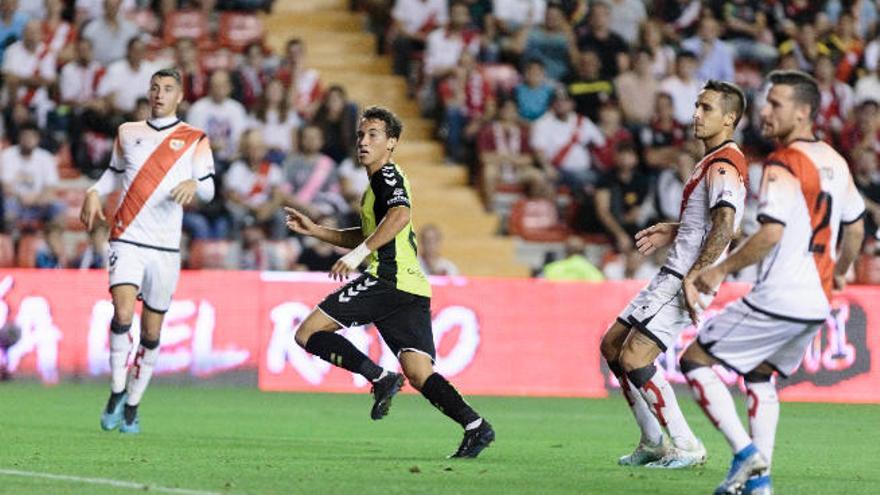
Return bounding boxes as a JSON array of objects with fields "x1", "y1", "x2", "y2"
[
  {"x1": 746, "y1": 139, "x2": 865, "y2": 320},
  {"x1": 664, "y1": 140, "x2": 749, "y2": 277},
  {"x1": 94, "y1": 118, "x2": 215, "y2": 251}
]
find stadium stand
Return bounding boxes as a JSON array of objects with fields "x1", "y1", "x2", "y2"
[{"x1": 0, "y1": 0, "x2": 878, "y2": 283}]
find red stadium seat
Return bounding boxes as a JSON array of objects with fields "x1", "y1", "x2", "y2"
[
  {"x1": 508, "y1": 198, "x2": 570, "y2": 242},
  {"x1": 163, "y1": 10, "x2": 210, "y2": 48},
  {"x1": 218, "y1": 13, "x2": 265, "y2": 52},
  {"x1": 56, "y1": 187, "x2": 87, "y2": 232},
  {"x1": 56, "y1": 144, "x2": 80, "y2": 180},
  {"x1": 200, "y1": 48, "x2": 236, "y2": 73},
  {"x1": 188, "y1": 240, "x2": 235, "y2": 269},
  {"x1": 855, "y1": 253, "x2": 880, "y2": 285},
  {"x1": 15, "y1": 235, "x2": 43, "y2": 268},
  {"x1": 0, "y1": 235, "x2": 14, "y2": 267}
]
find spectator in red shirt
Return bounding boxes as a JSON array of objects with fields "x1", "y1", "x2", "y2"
[
  {"x1": 439, "y1": 50, "x2": 494, "y2": 163},
  {"x1": 840, "y1": 99, "x2": 880, "y2": 164},
  {"x1": 592, "y1": 103, "x2": 634, "y2": 172}
]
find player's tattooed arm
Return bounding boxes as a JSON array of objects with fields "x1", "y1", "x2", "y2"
[
  {"x1": 682, "y1": 206, "x2": 734, "y2": 323},
  {"x1": 687, "y1": 206, "x2": 735, "y2": 276}
]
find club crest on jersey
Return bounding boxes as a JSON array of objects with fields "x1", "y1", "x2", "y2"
[{"x1": 169, "y1": 139, "x2": 185, "y2": 151}]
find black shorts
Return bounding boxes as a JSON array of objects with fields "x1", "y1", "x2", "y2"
[{"x1": 317, "y1": 274, "x2": 436, "y2": 360}]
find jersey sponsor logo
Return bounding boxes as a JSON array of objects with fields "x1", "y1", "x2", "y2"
[
  {"x1": 393, "y1": 188, "x2": 405, "y2": 197},
  {"x1": 169, "y1": 139, "x2": 185, "y2": 151},
  {"x1": 337, "y1": 278, "x2": 378, "y2": 303}
]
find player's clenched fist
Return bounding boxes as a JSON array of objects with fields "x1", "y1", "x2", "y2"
[
  {"x1": 285, "y1": 207, "x2": 318, "y2": 236},
  {"x1": 80, "y1": 190, "x2": 106, "y2": 231}
]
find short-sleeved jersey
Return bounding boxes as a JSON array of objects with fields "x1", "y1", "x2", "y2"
[
  {"x1": 664, "y1": 140, "x2": 748, "y2": 276},
  {"x1": 746, "y1": 139, "x2": 865, "y2": 320},
  {"x1": 109, "y1": 120, "x2": 215, "y2": 251},
  {"x1": 360, "y1": 163, "x2": 431, "y2": 298}
]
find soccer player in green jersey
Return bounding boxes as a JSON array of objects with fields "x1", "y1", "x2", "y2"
[{"x1": 284, "y1": 106, "x2": 494, "y2": 458}]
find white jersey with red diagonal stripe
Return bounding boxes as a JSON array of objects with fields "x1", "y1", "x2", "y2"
[
  {"x1": 663, "y1": 140, "x2": 749, "y2": 277},
  {"x1": 746, "y1": 139, "x2": 865, "y2": 320},
  {"x1": 109, "y1": 119, "x2": 214, "y2": 250}
]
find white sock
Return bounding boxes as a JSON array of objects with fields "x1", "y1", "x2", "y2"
[
  {"x1": 619, "y1": 375, "x2": 664, "y2": 445},
  {"x1": 126, "y1": 343, "x2": 159, "y2": 406},
  {"x1": 109, "y1": 331, "x2": 132, "y2": 394},
  {"x1": 746, "y1": 381, "x2": 779, "y2": 466},
  {"x1": 685, "y1": 367, "x2": 752, "y2": 453},
  {"x1": 638, "y1": 369, "x2": 700, "y2": 450}
]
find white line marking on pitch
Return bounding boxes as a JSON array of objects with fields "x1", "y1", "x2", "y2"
[{"x1": 0, "y1": 468, "x2": 225, "y2": 495}]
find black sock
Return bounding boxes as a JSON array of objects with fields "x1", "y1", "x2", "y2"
[
  {"x1": 105, "y1": 391, "x2": 125, "y2": 414},
  {"x1": 608, "y1": 359, "x2": 625, "y2": 380},
  {"x1": 304, "y1": 332, "x2": 383, "y2": 381},
  {"x1": 123, "y1": 403, "x2": 138, "y2": 423},
  {"x1": 110, "y1": 319, "x2": 130, "y2": 335},
  {"x1": 420, "y1": 373, "x2": 480, "y2": 428}
]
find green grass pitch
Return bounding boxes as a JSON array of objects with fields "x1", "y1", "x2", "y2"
[{"x1": 1, "y1": 382, "x2": 878, "y2": 494}]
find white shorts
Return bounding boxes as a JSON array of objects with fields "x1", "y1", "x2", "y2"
[
  {"x1": 108, "y1": 241, "x2": 181, "y2": 312},
  {"x1": 697, "y1": 298, "x2": 824, "y2": 377},
  {"x1": 618, "y1": 267, "x2": 709, "y2": 352}
]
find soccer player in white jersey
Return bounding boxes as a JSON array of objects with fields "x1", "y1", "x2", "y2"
[
  {"x1": 599, "y1": 80, "x2": 750, "y2": 468},
  {"x1": 80, "y1": 68, "x2": 216, "y2": 434},
  {"x1": 682, "y1": 70, "x2": 865, "y2": 495}
]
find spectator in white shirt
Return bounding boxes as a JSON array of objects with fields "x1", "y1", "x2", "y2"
[
  {"x1": 659, "y1": 50, "x2": 701, "y2": 125},
  {"x1": 223, "y1": 129, "x2": 287, "y2": 239},
  {"x1": 80, "y1": 0, "x2": 140, "y2": 65},
  {"x1": 59, "y1": 38, "x2": 104, "y2": 109},
  {"x1": 1, "y1": 122, "x2": 64, "y2": 230},
  {"x1": 2, "y1": 20, "x2": 56, "y2": 114},
  {"x1": 608, "y1": 0, "x2": 646, "y2": 45},
  {"x1": 97, "y1": 38, "x2": 158, "y2": 116},
  {"x1": 424, "y1": 2, "x2": 479, "y2": 79},
  {"x1": 390, "y1": 0, "x2": 449, "y2": 76},
  {"x1": 187, "y1": 70, "x2": 248, "y2": 163},
  {"x1": 531, "y1": 87, "x2": 605, "y2": 193},
  {"x1": 418, "y1": 223, "x2": 460, "y2": 276},
  {"x1": 249, "y1": 78, "x2": 301, "y2": 156}
]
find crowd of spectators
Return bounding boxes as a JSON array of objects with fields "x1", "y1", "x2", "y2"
[
  {"x1": 3, "y1": 0, "x2": 880, "y2": 282},
  {"x1": 357, "y1": 0, "x2": 880, "y2": 281}
]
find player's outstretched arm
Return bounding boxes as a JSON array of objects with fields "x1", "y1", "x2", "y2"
[
  {"x1": 834, "y1": 217, "x2": 865, "y2": 291},
  {"x1": 285, "y1": 206, "x2": 365, "y2": 249},
  {"x1": 682, "y1": 205, "x2": 735, "y2": 323},
  {"x1": 329, "y1": 206, "x2": 411, "y2": 281},
  {"x1": 634, "y1": 222, "x2": 680, "y2": 255}
]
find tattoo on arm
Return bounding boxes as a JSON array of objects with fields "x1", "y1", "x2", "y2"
[{"x1": 688, "y1": 206, "x2": 735, "y2": 275}]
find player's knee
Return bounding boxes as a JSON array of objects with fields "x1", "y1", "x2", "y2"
[
  {"x1": 600, "y1": 331, "x2": 622, "y2": 362},
  {"x1": 618, "y1": 347, "x2": 646, "y2": 373},
  {"x1": 294, "y1": 326, "x2": 316, "y2": 349},
  {"x1": 680, "y1": 341, "x2": 710, "y2": 366},
  {"x1": 743, "y1": 368, "x2": 772, "y2": 383},
  {"x1": 402, "y1": 367, "x2": 431, "y2": 391},
  {"x1": 112, "y1": 309, "x2": 134, "y2": 327}
]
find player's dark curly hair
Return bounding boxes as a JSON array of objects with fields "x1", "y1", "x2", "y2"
[
  {"x1": 767, "y1": 70, "x2": 821, "y2": 120},
  {"x1": 703, "y1": 79, "x2": 746, "y2": 127},
  {"x1": 361, "y1": 106, "x2": 403, "y2": 140}
]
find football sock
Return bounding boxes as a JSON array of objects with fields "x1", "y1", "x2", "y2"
[
  {"x1": 123, "y1": 403, "x2": 138, "y2": 424},
  {"x1": 685, "y1": 366, "x2": 751, "y2": 453},
  {"x1": 126, "y1": 337, "x2": 160, "y2": 407},
  {"x1": 609, "y1": 359, "x2": 663, "y2": 445},
  {"x1": 746, "y1": 380, "x2": 779, "y2": 466},
  {"x1": 420, "y1": 373, "x2": 481, "y2": 429},
  {"x1": 105, "y1": 391, "x2": 125, "y2": 415},
  {"x1": 304, "y1": 332, "x2": 383, "y2": 381},
  {"x1": 109, "y1": 319, "x2": 132, "y2": 394},
  {"x1": 628, "y1": 364, "x2": 700, "y2": 450}
]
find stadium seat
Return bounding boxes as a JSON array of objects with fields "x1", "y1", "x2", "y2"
[
  {"x1": 200, "y1": 48, "x2": 237, "y2": 73},
  {"x1": 15, "y1": 235, "x2": 43, "y2": 268},
  {"x1": 0, "y1": 235, "x2": 14, "y2": 267},
  {"x1": 188, "y1": 240, "x2": 236, "y2": 269},
  {"x1": 56, "y1": 144, "x2": 80, "y2": 180},
  {"x1": 508, "y1": 198, "x2": 570, "y2": 242},
  {"x1": 163, "y1": 10, "x2": 211, "y2": 48},
  {"x1": 56, "y1": 187, "x2": 87, "y2": 232},
  {"x1": 855, "y1": 253, "x2": 880, "y2": 285},
  {"x1": 218, "y1": 13, "x2": 265, "y2": 52}
]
